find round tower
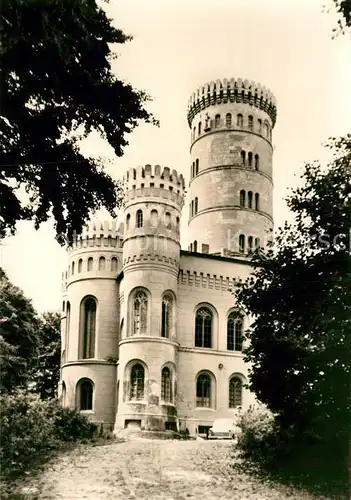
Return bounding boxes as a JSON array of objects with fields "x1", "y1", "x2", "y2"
[
  {"x1": 61, "y1": 219, "x2": 123, "y2": 431},
  {"x1": 187, "y1": 78, "x2": 277, "y2": 256},
  {"x1": 114, "y1": 164, "x2": 185, "y2": 433}
]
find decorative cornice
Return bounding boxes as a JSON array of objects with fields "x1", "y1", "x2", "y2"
[{"x1": 188, "y1": 78, "x2": 277, "y2": 127}]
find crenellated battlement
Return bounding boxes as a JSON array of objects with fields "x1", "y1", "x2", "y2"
[
  {"x1": 125, "y1": 164, "x2": 186, "y2": 192},
  {"x1": 187, "y1": 77, "x2": 277, "y2": 127},
  {"x1": 67, "y1": 219, "x2": 124, "y2": 254}
]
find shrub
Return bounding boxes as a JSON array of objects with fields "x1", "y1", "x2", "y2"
[{"x1": 0, "y1": 391, "x2": 97, "y2": 480}]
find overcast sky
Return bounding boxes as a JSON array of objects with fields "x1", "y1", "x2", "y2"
[{"x1": 1, "y1": 0, "x2": 350, "y2": 312}]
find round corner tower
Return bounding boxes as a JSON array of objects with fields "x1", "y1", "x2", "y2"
[
  {"x1": 187, "y1": 77, "x2": 277, "y2": 256},
  {"x1": 60, "y1": 219, "x2": 123, "y2": 430},
  {"x1": 114, "y1": 164, "x2": 185, "y2": 433}
]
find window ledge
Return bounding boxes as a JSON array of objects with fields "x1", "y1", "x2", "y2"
[
  {"x1": 195, "y1": 407, "x2": 216, "y2": 411},
  {"x1": 79, "y1": 410, "x2": 94, "y2": 414}
]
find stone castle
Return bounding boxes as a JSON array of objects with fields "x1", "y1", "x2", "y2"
[{"x1": 59, "y1": 77, "x2": 277, "y2": 436}]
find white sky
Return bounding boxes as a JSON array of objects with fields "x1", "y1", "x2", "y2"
[{"x1": 1, "y1": 0, "x2": 350, "y2": 312}]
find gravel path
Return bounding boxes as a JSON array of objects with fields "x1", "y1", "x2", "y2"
[{"x1": 13, "y1": 438, "x2": 330, "y2": 499}]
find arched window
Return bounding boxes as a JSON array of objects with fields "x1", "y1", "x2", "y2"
[
  {"x1": 98, "y1": 256, "x2": 105, "y2": 271},
  {"x1": 62, "y1": 381, "x2": 66, "y2": 407},
  {"x1": 241, "y1": 150, "x2": 246, "y2": 166},
  {"x1": 255, "y1": 193, "x2": 260, "y2": 210},
  {"x1": 130, "y1": 364, "x2": 144, "y2": 400},
  {"x1": 190, "y1": 243, "x2": 193, "y2": 252},
  {"x1": 229, "y1": 377, "x2": 242, "y2": 408},
  {"x1": 77, "y1": 379, "x2": 93, "y2": 411},
  {"x1": 248, "y1": 152, "x2": 253, "y2": 167},
  {"x1": 161, "y1": 367, "x2": 172, "y2": 402},
  {"x1": 193, "y1": 240, "x2": 197, "y2": 252},
  {"x1": 198, "y1": 121, "x2": 202, "y2": 136},
  {"x1": 65, "y1": 301, "x2": 70, "y2": 358},
  {"x1": 193, "y1": 127, "x2": 196, "y2": 140},
  {"x1": 264, "y1": 122, "x2": 269, "y2": 137},
  {"x1": 248, "y1": 236, "x2": 254, "y2": 254},
  {"x1": 254, "y1": 154, "x2": 259, "y2": 170},
  {"x1": 62, "y1": 301, "x2": 65, "y2": 312},
  {"x1": 239, "y1": 234, "x2": 245, "y2": 254},
  {"x1": 255, "y1": 237, "x2": 260, "y2": 249},
  {"x1": 136, "y1": 209, "x2": 143, "y2": 228},
  {"x1": 87, "y1": 257, "x2": 93, "y2": 271},
  {"x1": 240, "y1": 190, "x2": 245, "y2": 207},
  {"x1": 81, "y1": 297, "x2": 96, "y2": 359},
  {"x1": 165, "y1": 212, "x2": 171, "y2": 229},
  {"x1": 195, "y1": 158, "x2": 199, "y2": 175},
  {"x1": 150, "y1": 209, "x2": 158, "y2": 228},
  {"x1": 111, "y1": 257, "x2": 118, "y2": 271},
  {"x1": 191, "y1": 200, "x2": 194, "y2": 217},
  {"x1": 227, "y1": 313, "x2": 244, "y2": 351},
  {"x1": 78, "y1": 259, "x2": 82, "y2": 273},
  {"x1": 215, "y1": 114, "x2": 220, "y2": 127},
  {"x1": 126, "y1": 213, "x2": 131, "y2": 229},
  {"x1": 176, "y1": 216, "x2": 180, "y2": 229},
  {"x1": 258, "y1": 119, "x2": 262, "y2": 133},
  {"x1": 191, "y1": 163, "x2": 194, "y2": 178},
  {"x1": 161, "y1": 294, "x2": 173, "y2": 338},
  {"x1": 71, "y1": 261, "x2": 75, "y2": 275},
  {"x1": 195, "y1": 307, "x2": 212, "y2": 348},
  {"x1": 226, "y1": 113, "x2": 232, "y2": 126},
  {"x1": 237, "y1": 114, "x2": 243, "y2": 127},
  {"x1": 196, "y1": 373, "x2": 211, "y2": 407},
  {"x1": 194, "y1": 197, "x2": 198, "y2": 214},
  {"x1": 133, "y1": 291, "x2": 148, "y2": 335},
  {"x1": 248, "y1": 115, "x2": 253, "y2": 130},
  {"x1": 248, "y1": 191, "x2": 253, "y2": 209}
]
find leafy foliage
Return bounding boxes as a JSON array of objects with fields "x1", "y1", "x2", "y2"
[
  {"x1": 0, "y1": 0, "x2": 156, "y2": 242},
  {"x1": 0, "y1": 268, "x2": 40, "y2": 392},
  {"x1": 0, "y1": 391, "x2": 97, "y2": 481},
  {"x1": 332, "y1": 0, "x2": 351, "y2": 34},
  {"x1": 29, "y1": 311, "x2": 61, "y2": 399}
]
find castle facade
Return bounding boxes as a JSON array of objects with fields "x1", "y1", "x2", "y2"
[{"x1": 59, "y1": 77, "x2": 277, "y2": 436}]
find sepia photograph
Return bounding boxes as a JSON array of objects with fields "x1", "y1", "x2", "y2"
[{"x1": 0, "y1": 0, "x2": 350, "y2": 498}]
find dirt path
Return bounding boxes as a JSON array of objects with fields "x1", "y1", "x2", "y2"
[{"x1": 13, "y1": 439, "x2": 328, "y2": 499}]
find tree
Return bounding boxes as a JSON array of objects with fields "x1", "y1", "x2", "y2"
[
  {"x1": 332, "y1": 0, "x2": 351, "y2": 33},
  {"x1": 0, "y1": 0, "x2": 156, "y2": 243},
  {"x1": 236, "y1": 135, "x2": 351, "y2": 442},
  {"x1": 0, "y1": 268, "x2": 40, "y2": 392},
  {"x1": 29, "y1": 311, "x2": 61, "y2": 400}
]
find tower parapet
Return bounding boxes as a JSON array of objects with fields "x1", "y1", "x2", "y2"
[{"x1": 187, "y1": 78, "x2": 277, "y2": 127}]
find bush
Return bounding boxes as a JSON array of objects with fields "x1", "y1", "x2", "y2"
[{"x1": 0, "y1": 391, "x2": 97, "y2": 480}]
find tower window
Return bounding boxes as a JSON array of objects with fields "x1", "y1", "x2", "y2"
[
  {"x1": 229, "y1": 376, "x2": 242, "y2": 408},
  {"x1": 111, "y1": 257, "x2": 118, "y2": 272},
  {"x1": 161, "y1": 294, "x2": 173, "y2": 338},
  {"x1": 71, "y1": 261, "x2": 75, "y2": 275},
  {"x1": 98, "y1": 256, "x2": 105, "y2": 271},
  {"x1": 198, "y1": 121, "x2": 202, "y2": 136},
  {"x1": 248, "y1": 236, "x2": 254, "y2": 254},
  {"x1": 227, "y1": 313, "x2": 244, "y2": 351},
  {"x1": 151, "y1": 209, "x2": 158, "y2": 227},
  {"x1": 254, "y1": 154, "x2": 259, "y2": 170},
  {"x1": 191, "y1": 163, "x2": 194, "y2": 179},
  {"x1": 193, "y1": 127, "x2": 196, "y2": 141},
  {"x1": 239, "y1": 234, "x2": 245, "y2": 254},
  {"x1": 194, "y1": 197, "x2": 198, "y2": 214},
  {"x1": 130, "y1": 364, "x2": 145, "y2": 400},
  {"x1": 165, "y1": 212, "x2": 171, "y2": 229},
  {"x1": 80, "y1": 297, "x2": 97, "y2": 359},
  {"x1": 215, "y1": 114, "x2": 220, "y2": 127},
  {"x1": 255, "y1": 237, "x2": 260, "y2": 249},
  {"x1": 248, "y1": 191, "x2": 253, "y2": 209},
  {"x1": 195, "y1": 307, "x2": 212, "y2": 348},
  {"x1": 193, "y1": 240, "x2": 197, "y2": 252},
  {"x1": 239, "y1": 190, "x2": 246, "y2": 207},
  {"x1": 161, "y1": 367, "x2": 172, "y2": 402},
  {"x1": 126, "y1": 213, "x2": 131, "y2": 229},
  {"x1": 258, "y1": 119, "x2": 262, "y2": 133},
  {"x1": 136, "y1": 209, "x2": 143, "y2": 228},
  {"x1": 241, "y1": 150, "x2": 246, "y2": 166},
  {"x1": 78, "y1": 259, "x2": 82, "y2": 273},
  {"x1": 248, "y1": 115, "x2": 253, "y2": 130},
  {"x1": 195, "y1": 159, "x2": 199, "y2": 175},
  {"x1": 77, "y1": 379, "x2": 93, "y2": 411},
  {"x1": 226, "y1": 113, "x2": 232, "y2": 127},
  {"x1": 196, "y1": 373, "x2": 211, "y2": 407},
  {"x1": 133, "y1": 291, "x2": 148, "y2": 335},
  {"x1": 248, "y1": 152, "x2": 253, "y2": 167},
  {"x1": 255, "y1": 193, "x2": 260, "y2": 211},
  {"x1": 237, "y1": 114, "x2": 243, "y2": 127},
  {"x1": 191, "y1": 200, "x2": 194, "y2": 217},
  {"x1": 65, "y1": 301, "x2": 70, "y2": 358},
  {"x1": 264, "y1": 122, "x2": 269, "y2": 137},
  {"x1": 87, "y1": 257, "x2": 93, "y2": 271}
]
